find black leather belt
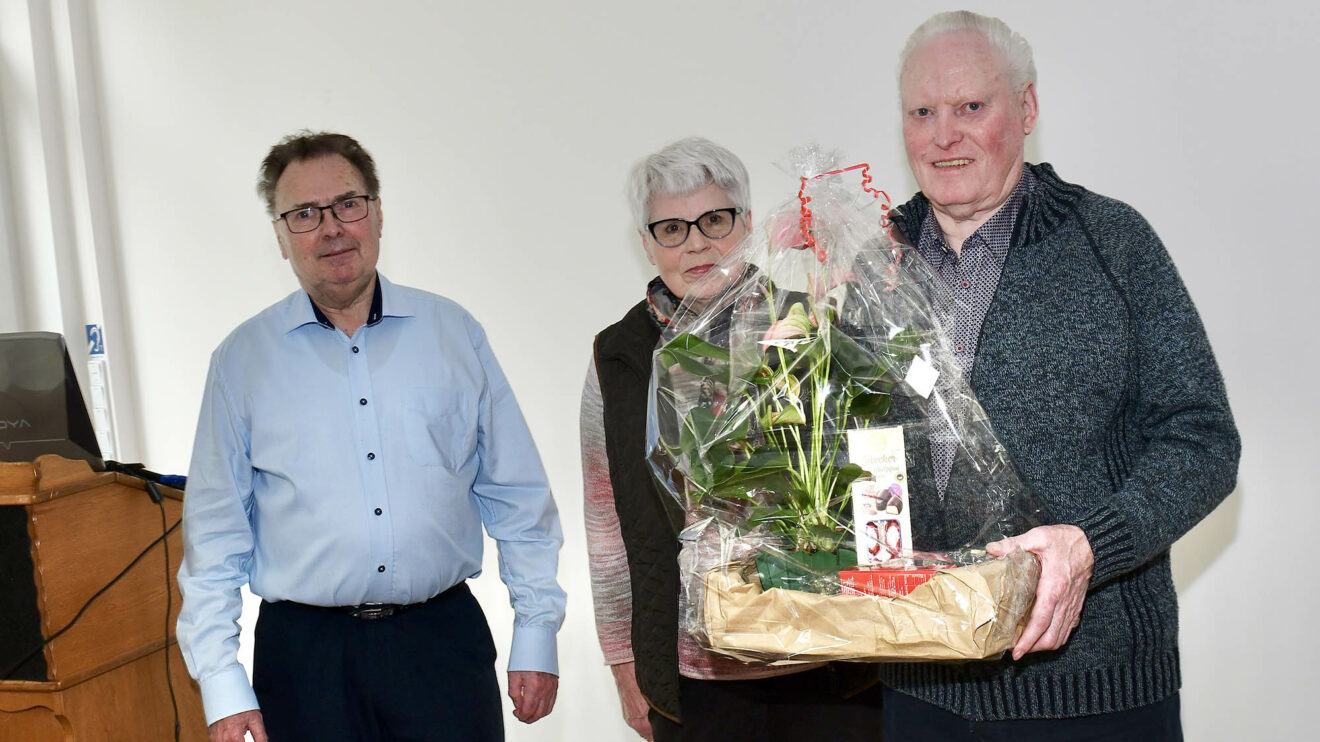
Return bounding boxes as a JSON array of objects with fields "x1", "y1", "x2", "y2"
[
  {"x1": 326, "y1": 582, "x2": 461, "y2": 621},
  {"x1": 341, "y1": 603, "x2": 408, "y2": 620}
]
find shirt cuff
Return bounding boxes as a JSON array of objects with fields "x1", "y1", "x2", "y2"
[
  {"x1": 198, "y1": 664, "x2": 260, "y2": 727},
  {"x1": 507, "y1": 624, "x2": 559, "y2": 675}
]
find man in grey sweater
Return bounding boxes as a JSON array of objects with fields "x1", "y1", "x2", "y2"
[{"x1": 878, "y1": 11, "x2": 1240, "y2": 741}]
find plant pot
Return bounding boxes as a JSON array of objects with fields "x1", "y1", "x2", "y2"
[{"x1": 754, "y1": 547, "x2": 857, "y2": 594}]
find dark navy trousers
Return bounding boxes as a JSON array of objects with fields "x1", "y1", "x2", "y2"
[
  {"x1": 881, "y1": 685, "x2": 1183, "y2": 742},
  {"x1": 252, "y1": 583, "x2": 502, "y2": 742},
  {"x1": 649, "y1": 667, "x2": 886, "y2": 741}
]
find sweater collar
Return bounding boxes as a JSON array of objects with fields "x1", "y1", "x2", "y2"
[{"x1": 890, "y1": 162, "x2": 1083, "y2": 248}]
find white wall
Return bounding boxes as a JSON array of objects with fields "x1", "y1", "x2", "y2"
[
  {"x1": 0, "y1": 0, "x2": 58, "y2": 334},
  {"x1": 8, "y1": 0, "x2": 1316, "y2": 739}
]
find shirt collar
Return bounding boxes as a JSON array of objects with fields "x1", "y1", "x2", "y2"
[
  {"x1": 282, "y1": 272, "x2": 414, "y2": 333},
  {"x1": 915, "y1": 166, "x2": 1037, "y2": 266}
]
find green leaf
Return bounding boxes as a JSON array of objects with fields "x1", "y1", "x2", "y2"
[
  {"x1": 828, "y1": 462, "x2": 870, "y2": 511},
  {"x1": 848, "y1": 392, "x2": 892, "y2": 419},
  {"x1": 798, "y1": 333, "x2": 829, "y2": 365},
  {"x1": 748, "y1": 505, "x2": 805, "y2": 542},
  {"x1": 886, "y1": 327, "x2": 925, "y2": 354},
  {"x1": 689, "y1": 467, "x2": 711, "y2": 491},
  {"x1": 678, "y1": 407, "x2": 715, "y2": 457},
  {"x1": 668, "y1": 353, "x2": 721, "y2": 378},
  {"x1": 708, "y1": 465, "x2": 794, "y2": 503},
  {"x1": 829, "y1": 328, "x2": 888, "y2": 382},
  {"x1": 680, "y1": 407, "x2": 751, "y2": 453},
  {"x1": 748, "y1": 505, "x2": 799, "y2": 524},
  {"x1": 661, "y1": 333, "x2": 731, "y2": 362},
  {"x1": 722, "y1": 451, "x2": 791, "y2": 481},
  {"x1": 766, "y1": 404, "x2": 805, "y2": 426},
  {"x1": 659, "y1": 334, "x2": 730, "y2": 378},
  {"x1": 743, "y1": 363, "x2": 777, "y2": 387},
  {"x1": 709, "y1": 451, "x2": 746, "y2": 485},
  {"x1": 707, "y1": 483, "x2": 760, "y2": 502},
  {"x1": 806, "y1": 523, "x2": 847, "y2": 552},
  {"x1": 834, "y1": 462, "x2": 868, "y2": 489},
  {"x1": 784, "y1": 484, "x2": 814, "y2": 512},
  {"x1": 745, "y1": 449, "x2": 792, "y2": 469}
]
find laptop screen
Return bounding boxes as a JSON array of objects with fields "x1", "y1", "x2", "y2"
[{"x1": 0, "y1": 332, "x2": 104, "y2": 470}]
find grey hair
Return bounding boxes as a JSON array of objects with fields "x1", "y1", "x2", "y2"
[
  {"x1": 627, "y1": 137, "x2": 751, "y2": 232},
  {"x1": 899, "y1": 11, "x2": 1037, "y2": 92},
  {"x1": 258, "y1": 131, "x2": 380, "y2": 218}
]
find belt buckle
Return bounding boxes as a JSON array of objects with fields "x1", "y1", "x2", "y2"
[{"x1": 351, "y1": 603, "x2": 396, "y2": 620}]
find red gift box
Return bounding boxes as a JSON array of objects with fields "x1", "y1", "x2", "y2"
[{"x1": 838, "y1": 565, "x2": 950, "y2": 598}]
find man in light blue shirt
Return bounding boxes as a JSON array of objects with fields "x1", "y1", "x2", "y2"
[{"x1": 177, "y1": 131, "x2": 565, "y2": 742}]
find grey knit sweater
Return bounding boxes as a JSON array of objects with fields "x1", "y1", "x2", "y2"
[{"x1": 879, "y1": 163, "x2": 1240, "y2": 720}]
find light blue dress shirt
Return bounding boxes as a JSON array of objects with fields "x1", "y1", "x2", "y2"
[{"x1": 177, "y1": 274, "x2": 565, "y2": 725}]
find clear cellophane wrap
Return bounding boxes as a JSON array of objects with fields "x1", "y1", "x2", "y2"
[{"x1": 647, "y1": 148, "x2": 1042, "y2": 663}]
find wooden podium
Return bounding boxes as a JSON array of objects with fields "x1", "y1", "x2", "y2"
[{"x1": 0, "y1": 456, "x2": 207, "y2": 741}]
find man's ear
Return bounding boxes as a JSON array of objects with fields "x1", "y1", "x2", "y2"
[{"x1": 1021, "y1": 82, "x2": 1039, "y2": 136}]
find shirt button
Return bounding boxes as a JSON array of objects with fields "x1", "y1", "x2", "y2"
[
  {"x1": 367, "y1": 452, "x2": 376, "y2": 460},
  {"x1": 956, "y1": 345, "x2": 965, "y2": 352},
  {"x1": 374, "y1": 508, "x2": 383, "y2": 516},
  {"x1": 961, "y1": 280, "x2": 970, "y2": 289},
  {"x1": 377, "y1": 565, "x2": 386, "y2": 573},
  {"x1": 352, "y1": 346, "x2": 360, "y2": 354},
  {"x1": 359, "y1": 398, "x2": 368, "y2": 406}
]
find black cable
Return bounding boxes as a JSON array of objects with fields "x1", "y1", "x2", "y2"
[
  {"x1": 0, "y1": 514, "x2": 181, "y2": 681},
  {"x1": 147, "y1": 481, "x2": 182, "y2": 742}
]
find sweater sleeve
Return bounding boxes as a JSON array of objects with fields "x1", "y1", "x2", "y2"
[
  {"x1": 1068, "y1": 203, "x2": 1240, "y2": 587},
  {"x1": 581, "y1": 357, "x2": 636, "y2": 665}
]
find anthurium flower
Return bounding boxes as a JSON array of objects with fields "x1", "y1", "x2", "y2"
[
  {"x1": 768, "y1": 211, "x2": 810, "y2": 251},
  {"x1": 765, "y1": 374, "x2": 806, "y2": 426},
  {"x1": 761, "y1": 302, "x2": 814, "y2": 342}
]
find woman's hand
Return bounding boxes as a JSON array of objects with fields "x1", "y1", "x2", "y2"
[{"x1": 610, "y1": 661, "x2": 654, "y2": 740}]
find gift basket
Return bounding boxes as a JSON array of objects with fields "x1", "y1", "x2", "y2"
[{"x1": 645, "y1": 148, "x2": 1042, "y2": 663}]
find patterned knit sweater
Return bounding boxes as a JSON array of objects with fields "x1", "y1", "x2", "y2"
[{"x1": 878, "y1": 162, "x2": 1240, "y2": 719}]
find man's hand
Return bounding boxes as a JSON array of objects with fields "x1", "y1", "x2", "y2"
[
  {"x1": 209, "y1": 709, "x2": 266, "y2": 742},
  {"x1": 609, "y1": 661, "x2": 654, "y2": 741},
  {"x1": 508, "y1": 670, "x2": 558, "y2": 724},
  {"x1": 987, "y1": 524, "x2": 1094, "y2": 660}
]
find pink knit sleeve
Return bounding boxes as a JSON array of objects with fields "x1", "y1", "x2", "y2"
[{"x1": 581, "y1": 358, "x2": 635, "y2": 665}]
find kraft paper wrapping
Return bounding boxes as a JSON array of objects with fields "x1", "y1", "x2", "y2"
[{"x1": 702, "y1": 550, "x2": 1040, "y2": 662}]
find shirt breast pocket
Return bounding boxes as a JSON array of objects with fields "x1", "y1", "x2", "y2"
[{"x1": 402, "y1": 386, "x2": 478, "y2": 471}]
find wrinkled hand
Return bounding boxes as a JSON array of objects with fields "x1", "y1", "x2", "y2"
[
  {"x1": 610, "y1": 661, "x2": 654, "y2": 741},
  {"x1": 987, "y1": 524, "x2": 1094, "y2": 660},
  {"x1": 508, "y1": 670, "x2": 558, "y2": 724},
  {"x1": 209, "y1": 709, "x2": 266, "y2": 742}
]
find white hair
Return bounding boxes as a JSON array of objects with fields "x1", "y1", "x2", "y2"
[
  {"x1": 899, "y1": 10, "x2": 1037, "y2": 91},
  {"x1": 627, "y1": 137, "x2": 751, "y2": 232}
]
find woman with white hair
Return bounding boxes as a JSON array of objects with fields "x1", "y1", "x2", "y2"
[{"x1": 580, "y1": 137, "x2": 884, "y2": 741}]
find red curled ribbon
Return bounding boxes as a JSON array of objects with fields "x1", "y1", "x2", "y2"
[{"x1": 797, "y1": 163, "x2": 892, "y2": 262}]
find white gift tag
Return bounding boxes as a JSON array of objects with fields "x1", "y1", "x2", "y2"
[{"x1": 904, "y1": 355, "x2": 939, "y2": 398}]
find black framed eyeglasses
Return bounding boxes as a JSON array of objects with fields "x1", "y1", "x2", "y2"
[
  {"x1": 646, "y1": 208, "x2": 743, "y2": 248},
  {"x1": 275, "y1": 195, "x2": 377, "y2": 234}
]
